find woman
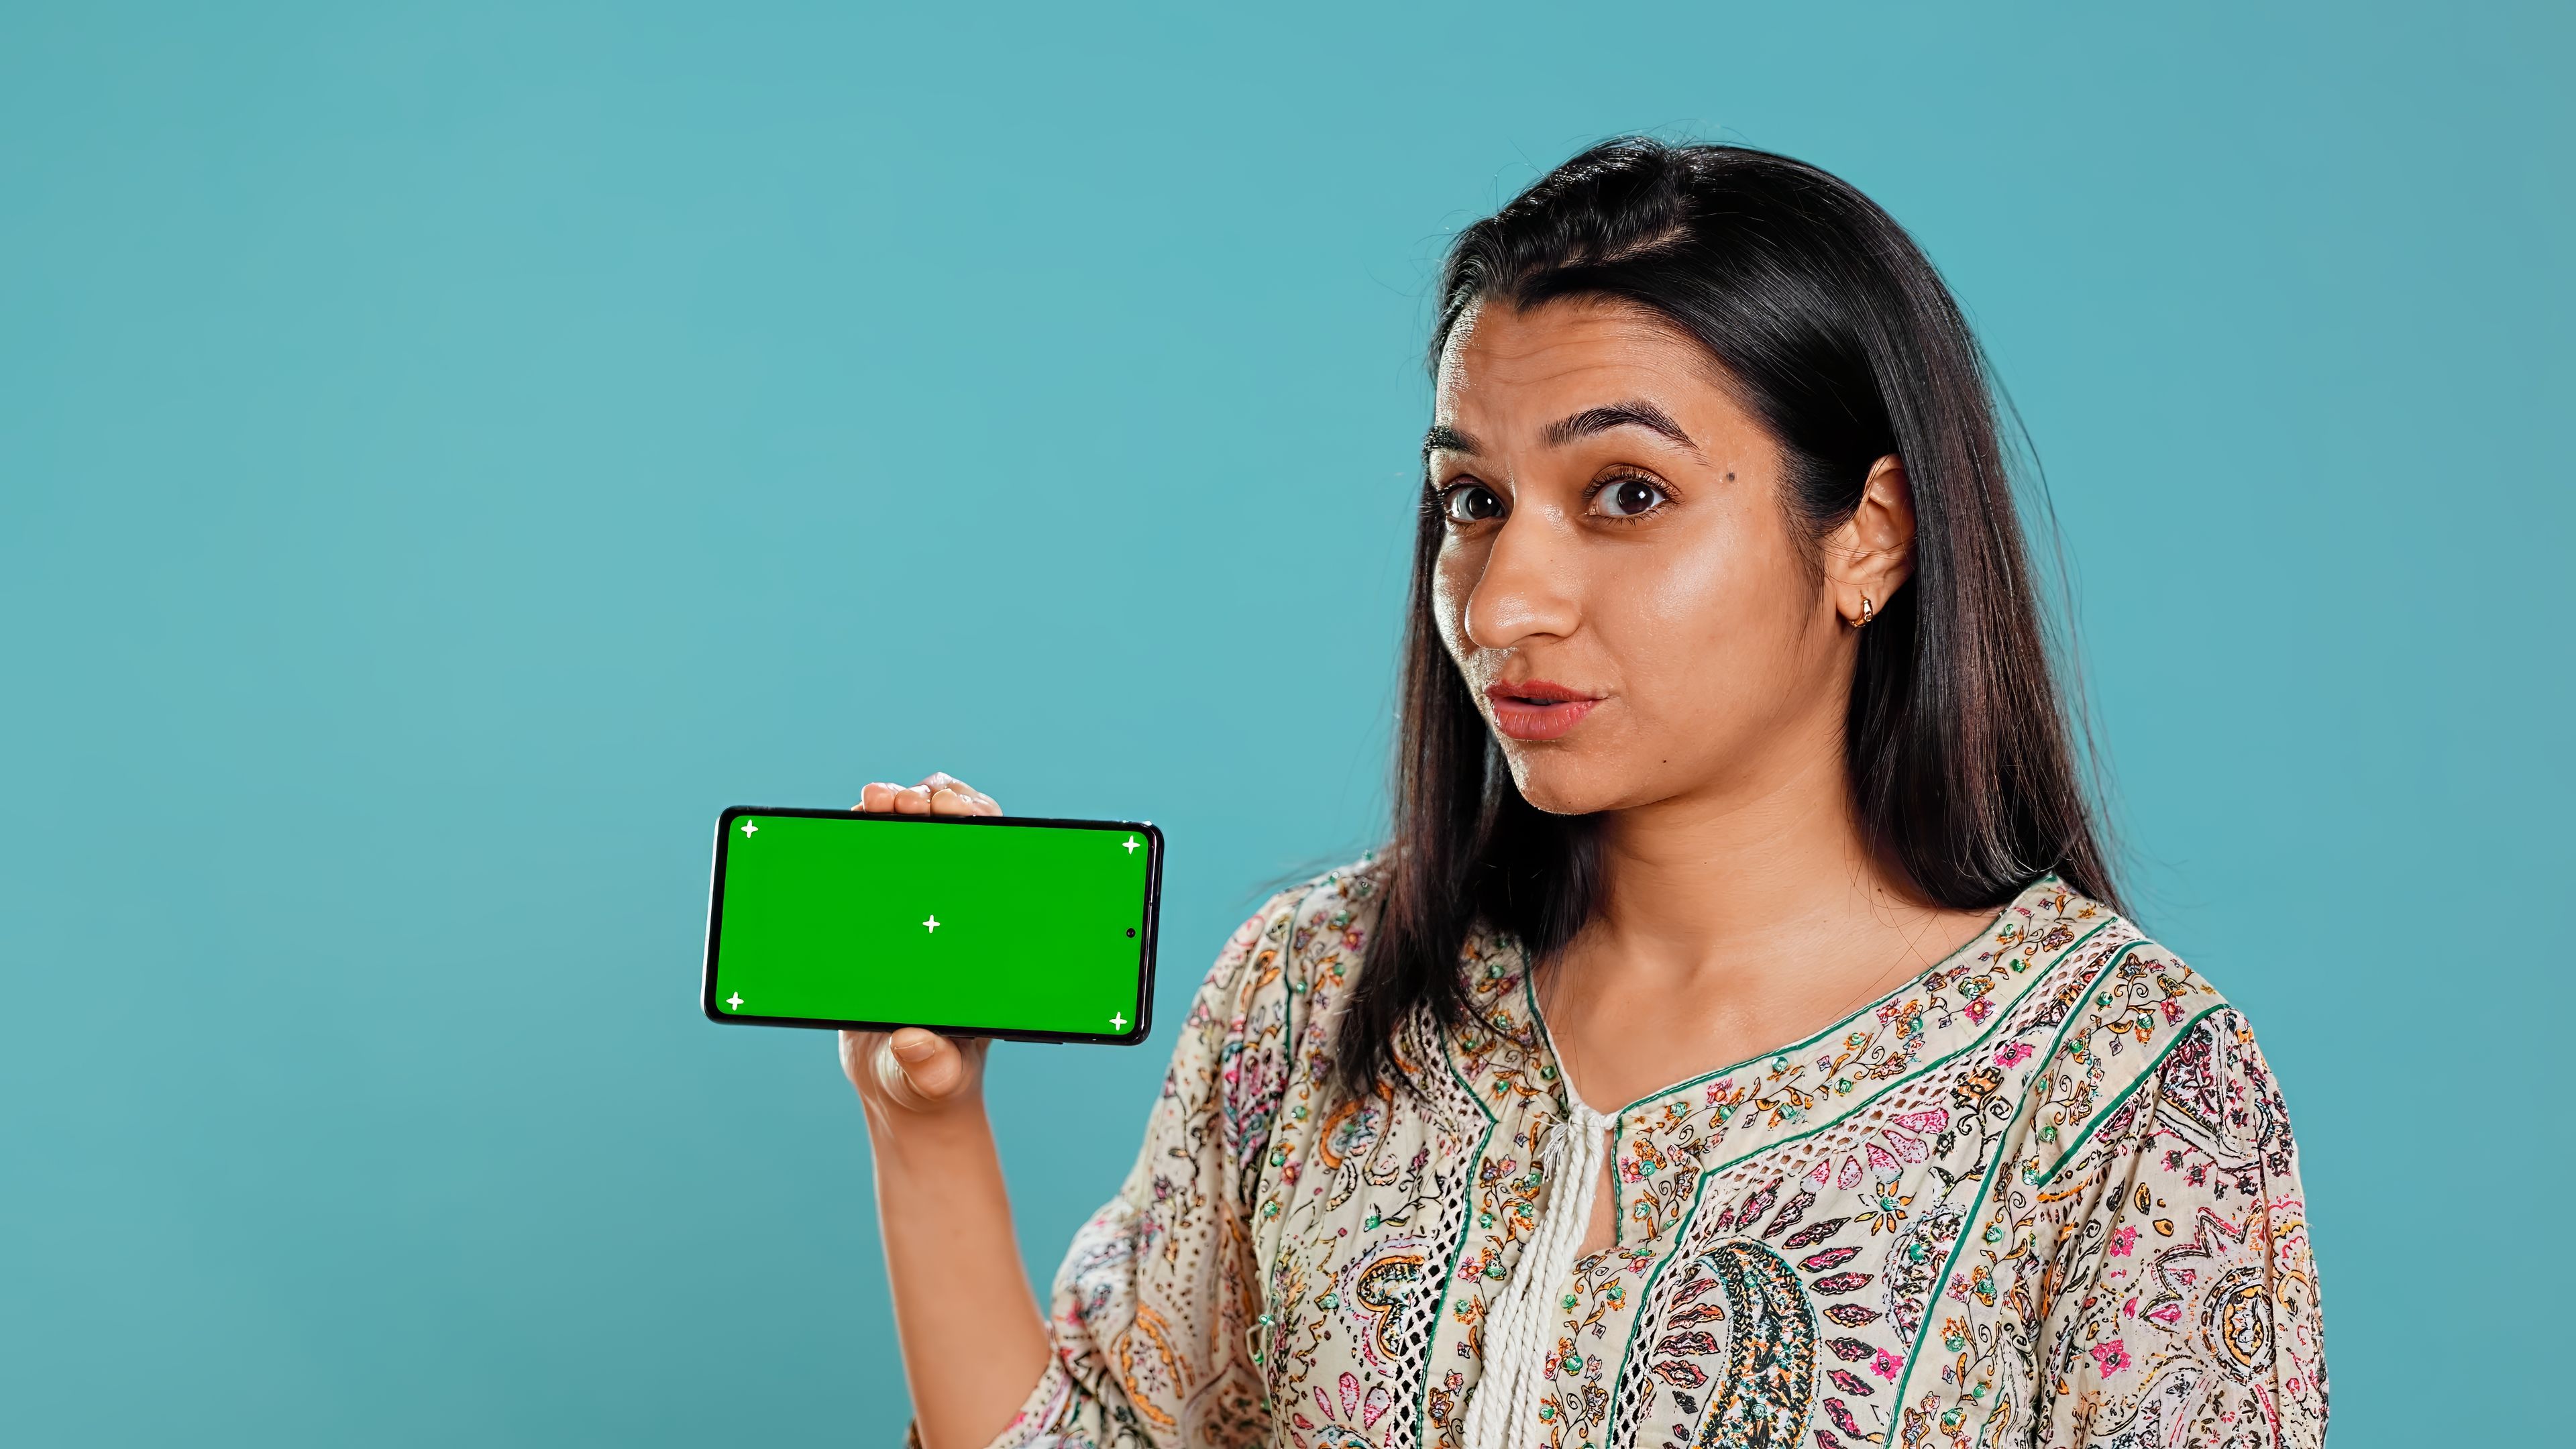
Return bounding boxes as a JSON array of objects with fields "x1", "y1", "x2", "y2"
[{"x1": 849, "y1": 140, "x2": 2326, "y2": 1449}]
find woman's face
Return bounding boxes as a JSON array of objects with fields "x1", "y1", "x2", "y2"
[{"x1": 1428, "y1": 297, "x2": 1866, "y2": 817}]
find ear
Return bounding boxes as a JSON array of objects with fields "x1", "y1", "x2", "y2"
[{"x1": 1821, "y1": 454, "x2": 1915, "y2": 627}]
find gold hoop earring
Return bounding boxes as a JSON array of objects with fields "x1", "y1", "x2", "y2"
[{"x1": 1855, "y1": 594, "x2": 1875, "y2": 629}]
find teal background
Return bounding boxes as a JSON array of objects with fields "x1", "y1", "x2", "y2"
[{"x1": 1, "y1": 3, "x2": 2563, "y2": 1442}]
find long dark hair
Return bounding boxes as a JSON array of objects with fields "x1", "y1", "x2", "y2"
[{"x1": 1336, "y1": 138, "x2": 2121, "y2": 1097}]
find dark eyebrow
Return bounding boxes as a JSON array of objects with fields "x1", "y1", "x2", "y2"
[
  {"x1": 1423, "y1": 424, "x2": 1481, "y2": 458},
  {"x1": 1542, "y1": 401, "x2": 1700, "y2": 453}
]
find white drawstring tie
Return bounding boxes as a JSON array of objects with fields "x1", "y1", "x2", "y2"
[{"x1": 1460, "y1": 1095, "x2": 1619, "y2": 1449}]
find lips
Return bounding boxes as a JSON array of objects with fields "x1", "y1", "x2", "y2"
[{"x1": 1482, "y1": 679, "x2": 1604, "y2": 741}]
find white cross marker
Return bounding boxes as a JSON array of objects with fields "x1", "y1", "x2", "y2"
[
  {"x1": 1109, "y1": 1012, "x2": 1128, "y2": 1031},
  {"x1": 726, "y1": 992, "x2": 743, "y2": 1010},
  {"x1": 741, "y1": 820, "x2": 758, "y2": 837},
  {"x1": 1122, "y1": 835, "x2": 1140, "y2": 854},
  {"x1": 922, "y1": 914, "x2": 940, "y2": 933}
]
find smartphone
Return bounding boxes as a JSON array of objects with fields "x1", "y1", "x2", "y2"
[{"x1": 701, "y1": 806, "x2": 1164, "y2": 1044}]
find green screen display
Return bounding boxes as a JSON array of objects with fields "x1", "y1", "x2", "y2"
[{"x1": 703, "y1": 810, "x2": 1161, "y2": 1040}]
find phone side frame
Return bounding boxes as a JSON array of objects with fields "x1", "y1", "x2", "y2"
[{"x1": 699, "y1": 804, "x2": 1164, "y2": 1046}]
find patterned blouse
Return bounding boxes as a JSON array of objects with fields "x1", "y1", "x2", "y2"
[{"x1": 963, "y1": 864, "x2": 2326, "y2": 1449}]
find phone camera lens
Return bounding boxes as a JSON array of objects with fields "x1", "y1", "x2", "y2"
[{"x1": 1126, "y1": 928, "x2": 1137, "y2": 938}]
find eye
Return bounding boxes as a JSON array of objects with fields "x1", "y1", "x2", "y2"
[
  {"x1": 1593, "y1": 476, "x2": 1670, "y2": 519},
  {"x1": 1438, "y1": 482, "x2": 1506, "y2": 523}
]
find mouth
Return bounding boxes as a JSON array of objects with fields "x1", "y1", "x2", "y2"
[{"x1": 1481, "y1": 678, "x2": 1605, "y2": 742}]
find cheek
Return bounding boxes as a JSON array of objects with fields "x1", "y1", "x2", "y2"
[
  {"x1": 1603, "y1": 521, "x2": 1811, "y2": 707},
  {"x1": 1429, "y1": 542, "x2": 1479, "y2": 661},
  {"x1": 1611, "y1": 535, "x2": 1746, "y2": 651}
]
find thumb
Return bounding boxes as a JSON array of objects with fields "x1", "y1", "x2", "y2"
[{"x1": 880, "y1": 1027, "x2": 970, "y2": 1106}]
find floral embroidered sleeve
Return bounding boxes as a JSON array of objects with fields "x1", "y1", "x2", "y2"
[
  {"x1": 2031, "y1": 1008, "x2": 2328, "y2": 1447},
  {"x1": 973, "y1": 888, "x2": 1303, "y2": 1449}
]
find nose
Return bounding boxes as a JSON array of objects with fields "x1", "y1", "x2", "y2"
[{"x1": 1463, "y1": 510, "x2": 1581, "y2": 651}]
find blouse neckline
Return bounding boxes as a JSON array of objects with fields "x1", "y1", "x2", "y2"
[{"x1": 1518, "y1": 880, "x2": 2043, "y2": 1125}]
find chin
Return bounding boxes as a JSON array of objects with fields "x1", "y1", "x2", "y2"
[{"x1": 1499, "y1": 748, "x2": 1625, "y2": 816}]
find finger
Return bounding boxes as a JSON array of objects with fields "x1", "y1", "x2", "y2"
[
  {"x1": 892, "y1": 786, "x2": 932, "y2": 814},
  {"x1": 880, "y1": 1028, "x2": 967, "y2": 1106},
  {"x1": 856, "y1": 782, "x2": 900, "y2": 812},
  {"x1": 870, "y1": 1032, "x2": 922, "y2": 1108},
  {"x1": 929, "y1": 786, "x2": 977, "y2": 815},
  {"x1": 840, "y1": 1027, "x2": 903, "y2": 1102},
  {"x1": 898, "y1": 1029, "x2": 970, "y2": 1099},
  {"x1": 916, "y1": 773, "x2": 1002, "y2": 816}
]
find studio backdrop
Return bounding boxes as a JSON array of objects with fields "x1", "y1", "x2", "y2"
[{"x1": 1, "y1": 3, "x2": 2565, "y2": 1446}]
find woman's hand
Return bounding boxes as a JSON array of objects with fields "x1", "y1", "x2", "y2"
[
  {"x1": 839, "y1": 772, "x2": 1004, "y2": 1122},
  {"x1": 836, "y1": 773, "x2": 1051, "y2": 1448}
]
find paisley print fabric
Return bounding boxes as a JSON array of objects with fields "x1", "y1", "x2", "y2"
[
  {"x1": 1675, "y1": 1242, "x2": 1815, "y2": 1448},
  {"x1": 959, "y1": 866, "x2": 2326, "y2": 1449}
]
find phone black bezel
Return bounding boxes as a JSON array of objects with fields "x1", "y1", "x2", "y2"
[{"x1": 701, "y1": 804, "x2": 1164, "y2": 1046}]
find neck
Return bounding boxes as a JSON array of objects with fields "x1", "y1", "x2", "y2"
[
  {"x1": 1582, "y1": 726, "x2": 1933, "y2": 990},
  {"x1": 1531, "y1": 669, "x2": 1999, "y2": 1117}
]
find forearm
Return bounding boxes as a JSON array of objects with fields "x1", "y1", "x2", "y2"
[{"x1": 865, "y1": 1099, "x2": 1052, "y2": 1449}]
